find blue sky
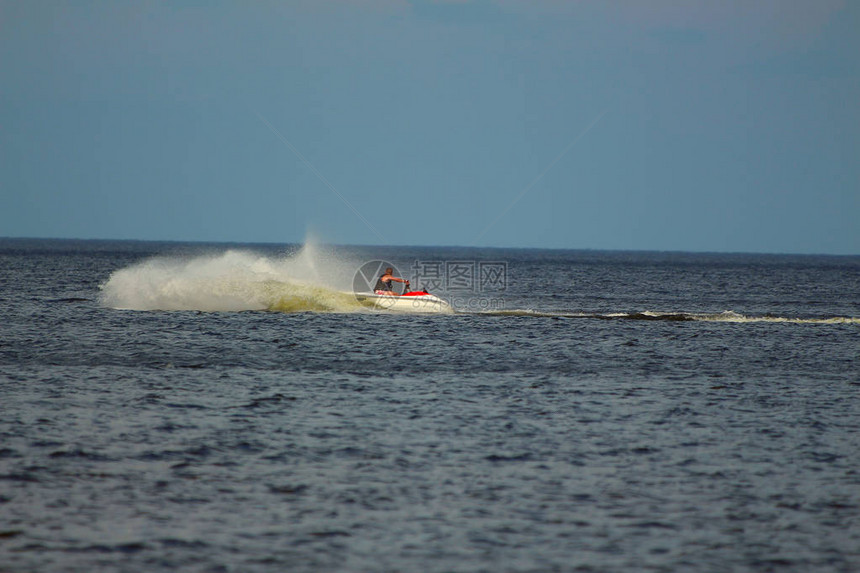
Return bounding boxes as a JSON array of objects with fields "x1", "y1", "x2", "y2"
[{"x1": 2, "y1": 0, "x2": 858, "y2": 254}]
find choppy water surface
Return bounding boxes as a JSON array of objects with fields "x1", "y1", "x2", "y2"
[{"x1": 1, "y1": 239, "x2": 858, "y2": 572}]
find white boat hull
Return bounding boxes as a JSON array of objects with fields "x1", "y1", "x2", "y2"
[{"x1": 353, "y1": 292, "x2": 454, "y2": 314}]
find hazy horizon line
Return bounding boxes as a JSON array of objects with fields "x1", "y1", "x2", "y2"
[{"x1": 2, "y1": 235, "x2": 857, "y2": 258}]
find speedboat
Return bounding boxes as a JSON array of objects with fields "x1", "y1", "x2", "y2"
[{"x1": 353, "y1": 290, "x2": 454, "y2": 314}]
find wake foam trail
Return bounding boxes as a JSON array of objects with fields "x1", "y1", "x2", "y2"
[
  {"x1": 476, "y1": 309, "x2": 860, "y2": 325},
  {"x1": 100, "y1": 245, "x2": 365, "y2": 313}
]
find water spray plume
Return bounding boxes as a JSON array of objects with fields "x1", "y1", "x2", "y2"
[{"x1": 100, "y1": 239, "x2": 363, "y2": 313}]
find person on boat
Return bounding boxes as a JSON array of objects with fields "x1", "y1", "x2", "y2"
[{"x1": 374, "y1": 267, "x2": 410, "y2": 295}]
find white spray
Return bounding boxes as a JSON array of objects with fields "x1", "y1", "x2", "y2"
[{"x1": 99, "y1": 241, "x2": 364, "y2": 312}]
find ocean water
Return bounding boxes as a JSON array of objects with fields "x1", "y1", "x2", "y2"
[{"x1": 1, "y1": 238, "x2": 858, "y2": 573}]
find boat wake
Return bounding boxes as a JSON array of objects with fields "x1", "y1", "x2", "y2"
[{"x1": 474, "y1": 309, "x2": 860, "y2": 324}]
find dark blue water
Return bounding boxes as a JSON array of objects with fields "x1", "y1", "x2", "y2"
[{"x1": 1, "y1": 239, "x2": 858, "y2": 572}]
